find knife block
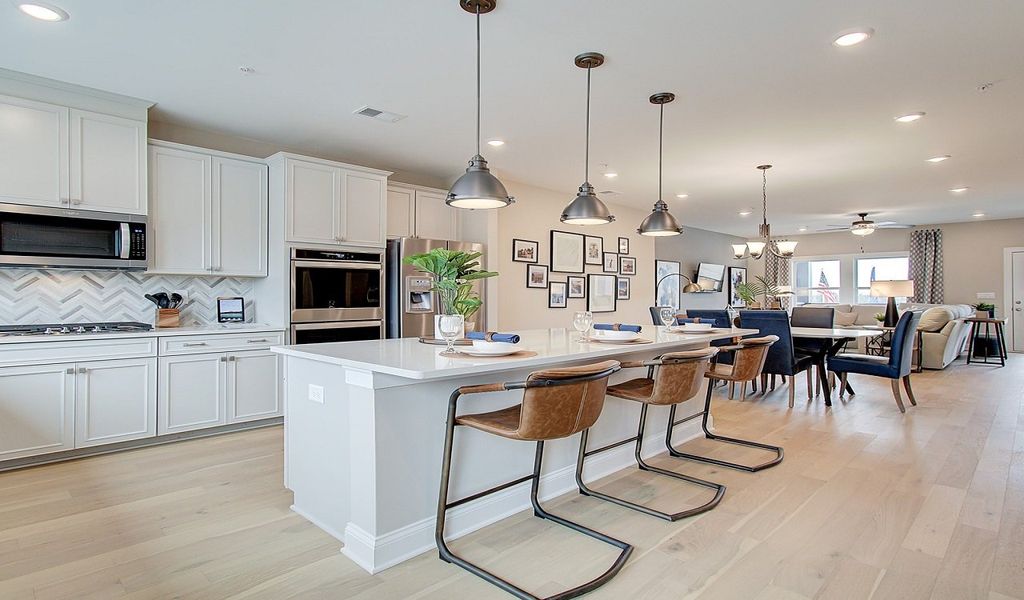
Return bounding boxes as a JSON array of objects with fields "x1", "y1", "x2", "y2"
[{"x1": 156, "y1": 308, "x2": 181, "y2": 328}]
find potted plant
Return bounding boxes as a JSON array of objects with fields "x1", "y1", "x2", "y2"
[
  {"x1": 735, "y1": 282, "x2": 759, "y2": 308},
  {"x1": 874, "y1": 312, "x2": 886, "y2": 324},
  {"x1": 972, "y1": 302, "x2": 995, "y2": 319},
  {"x1": 404, "y1": 248, "x2": 498, "y2": 338}
]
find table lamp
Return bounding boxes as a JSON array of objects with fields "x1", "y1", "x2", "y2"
[{"x1": 870, "y1": 280, "x2": 914, "y2": 327}]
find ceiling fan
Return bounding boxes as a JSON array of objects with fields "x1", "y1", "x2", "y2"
[{"x1": 819, "y1": 212, "x2": 914, "y2": 236}]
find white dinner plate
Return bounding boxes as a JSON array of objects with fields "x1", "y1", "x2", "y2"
[
  {"x1": 456, "y1": 347, "x2": 522, "y2": 357},
  {"x1": 590, "y1": 329, "x2": 640, "y2": 341}
]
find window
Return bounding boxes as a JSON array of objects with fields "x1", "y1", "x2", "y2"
[
  {"x1": 794, "y1": 259, "x2": 841, "y2": 304},
  {"x1": 856, "y1": 256, "x2": 910, "y2": 304}
]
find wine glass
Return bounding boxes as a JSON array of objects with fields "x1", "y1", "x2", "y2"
[
  {"x1": 573, "y1": 310, "x2": 593, "y2": 341},
  {"x1": 658, "y1": 307, "x2": 676, "y2": 328},
  {"x1": 438, "y1": 314, "x2": 464, "y2": 354}
]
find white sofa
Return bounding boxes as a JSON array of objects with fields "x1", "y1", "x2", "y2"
[{"x1": 809, "y1": 303, "x2": 974, "y2": 370}]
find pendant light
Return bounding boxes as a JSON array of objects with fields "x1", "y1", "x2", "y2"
[
  {"x1": 561, "y1": 52, "x2": 614, "y2": 225},
  {"x1": 638, "y1": 93, "x2": 684, "y2": 236},
  {"x1": 446, "y1": 0, "x2": 514, "y2": 209},
  {"x1": 731, "y1": 165, "x2": 797, "y2": 259}
]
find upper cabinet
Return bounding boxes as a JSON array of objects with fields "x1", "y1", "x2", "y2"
[
  {"x1": 386, "y1": 184, "x2": 458, "y2": 241},
  {"x1": 148, "y1": 141, "x2": 267, "y2": 277},
  {"x1": 69, "y1": 109, "x2": 147, "y2": 214},
  {"x1": 272, "y1": 154, "x2": 390, "y2": 249},
  {"x1": 0, "y1": 94, "x2": 68, "y2": 208}
]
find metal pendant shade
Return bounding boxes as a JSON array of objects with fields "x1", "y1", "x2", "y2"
[
  {"x1": 561, "y1": 52, "x2": 614, "y2": 225},
  {"x1": 447, "y1": 0, "x2": 514, "y2": 209},
  {"x1": 638, "y1": 92, "x2": 683, "y2": 236}
]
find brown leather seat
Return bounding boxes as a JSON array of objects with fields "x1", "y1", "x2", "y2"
[
  {"x1": 607, "y1": 348, "x2": 718, "y2": 405},
  {"x1": 704, "y1": 335, "x2": 778, "y2": 383},
  {"x1": 456, "y1": 360, "x2": 620, "y2": 441}
]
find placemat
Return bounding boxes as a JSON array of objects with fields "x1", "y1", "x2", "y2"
[{"x1": 439, "y1": 350, "x2": 539, "y2": 359}]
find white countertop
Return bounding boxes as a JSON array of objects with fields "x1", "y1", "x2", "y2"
[
  {"x1": 0, "y1": 323, "x2": 285, "y2": 345},
  {"x1": 271, "y1": 326, "x2": 758, "y2": 381}
]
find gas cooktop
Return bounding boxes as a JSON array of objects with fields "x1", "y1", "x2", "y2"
[{"x1": 0, "y1": 322, "x2": 153, "y2": 336}]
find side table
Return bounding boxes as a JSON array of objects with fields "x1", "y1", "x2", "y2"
[{"x1": 965, "y1": 317, "x2": 1008, "y2": 367}]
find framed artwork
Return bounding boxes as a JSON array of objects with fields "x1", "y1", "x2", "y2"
[
  {"x1": 618, "y1": 237, "x2": 629, "y2": 254},
  {"x1": 549, "y1": 281, "x2": 568, "y2": 308},
  {"x1": 602, "y1": 252, "x2": 619, "y2": 273},
  {"x1": 728, "y1": 266, "x2": 748, "y2": 307},
  {"x1": 512, "y1": 238, "x2": 538, "y2": 263},
  {"x1": 584, "y1": 235, "x2": 604, "y2": 265},
  {"x1": 550, "y1": 230, "x2": 585, "y2": 273},
  {"x1": 619, "y1": 256, "x2": 636, "y2": 276},
  {"x1": 588, "y1": 274, "x2": 617, "y2": 313},
  {"x1": 568, "y1": 275, "x2": 586, "y2": 298},
  {"x1": 655, "y1": 259, "x2": 681, "y2": 311},
  {"x1": 526, "y1": 264, "x2": 549, "y2": 289},
  {"x1": 616, "y1": 277, "x2": 631, "y2": 300}
]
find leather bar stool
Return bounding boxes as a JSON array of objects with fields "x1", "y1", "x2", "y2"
[
  {"x1": 575, "y1": 348, "x2": 726, "y2": 521},
  {"x1": 666, "y1": 336, "x2": 785, "y2": 472},
  {"x1": 436, "y1": 360, "x2": 631, "y2": 600}
]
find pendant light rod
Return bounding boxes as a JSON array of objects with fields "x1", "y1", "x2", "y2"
[
  {"x1": 658, "y1": 101, "x2": 663, "y2": 201},
  {"x1": 585, "y1": 64, "x2": 590, "y2": 183},
  {"x1": 475, "y1": 3, "x2": 481, "y2": 156},
  {"x1": 561, "y1": 52, "x2": 613, "y2": 225},
  {"x1": 638, "y1": 92, "x2": 682, "y2": 236}
]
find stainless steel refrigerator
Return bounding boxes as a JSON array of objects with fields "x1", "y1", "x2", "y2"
[{"x1": 385, "y1": 238, "x2": 488, "y2": 339}]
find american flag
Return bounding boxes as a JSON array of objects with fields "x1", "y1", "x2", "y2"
[{"x1": 818, "y1": 269, "x2": 839, "y2": 303}]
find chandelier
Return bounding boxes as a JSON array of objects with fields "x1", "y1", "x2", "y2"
[{"x1": 731, "y1": 164, "x2": 797, "y2": 260}]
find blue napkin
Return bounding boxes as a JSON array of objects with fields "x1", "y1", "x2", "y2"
[
  {"x1": 467, "y1": 331, "x2": 521, "y2": 344},
  {"x1": 594, "y1": 323, "x2": 642, "y2": 333},
  {"x1": 674, "y1": 317, "x2": 704, "y2": 325}
]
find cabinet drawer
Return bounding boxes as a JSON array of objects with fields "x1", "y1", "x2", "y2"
[
  {"x1": 0, "y1": 337, "x2": 157, "y2": 368},
  {"x1": 159, "y1": 331, "x2": 284, "y2": 355}
]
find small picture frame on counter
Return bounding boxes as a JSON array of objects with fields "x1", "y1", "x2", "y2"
[{"x1": 217, "y1": 296, "x2": 245, "y2": 323}]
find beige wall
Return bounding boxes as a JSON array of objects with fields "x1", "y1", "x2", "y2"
[
  {"x1": 655, "y1": 226, "x2": 749, "y2": 311},
  {"x1": 492, "y1": 180, "x2": 655, "y2": 330},
  {"x1": 748, "y1": 217, "x2": 1024, "y2": 316}
]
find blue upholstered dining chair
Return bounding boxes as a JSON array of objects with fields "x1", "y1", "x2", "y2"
[
  {"x1": 791, "y1": 306, "x2": 835, "y2": 397},
  {"x1": 737, "y1": 310, "x2": 816, "y2": 407},
  {"x1": 827, "y1": 310, "x2": 923, "y2": 413},
  {"x1": 649, "y1": 306, "x2": 672, "y2": 325}
]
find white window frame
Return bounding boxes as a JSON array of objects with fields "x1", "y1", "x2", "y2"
[
  {"x1": 854, "y1": 254, "x2": 911, "y2": 305},
  {"x1": 791, "y1": 251, "x2": 909, "y2": 305}
]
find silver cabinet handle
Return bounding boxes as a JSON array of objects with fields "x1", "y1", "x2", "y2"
[
  {"x1": 183, "y1": 342, "x2": 207, "y2": 347},
  {"x1": 220, "y1": 356, "x2": 227, "y2": 362},
  {"x1": 78, "y1": 367, "x2": 86, "y2": 374},
  {"x1": 228, "y1": 356, "x2": 236, "y2": 362},
  {"x1": 66, "y1": 368, "x2": 74, "y2": 375},
  {"x1": 247, "y1": 338, "x2": 268, "y2": 343},
  {"x1": 71, "y1": 198, "x2": 82, "y2": 205}
]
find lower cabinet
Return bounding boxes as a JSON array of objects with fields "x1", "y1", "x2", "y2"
[
  {"x1": 75, "y1": 358, "x2": 157, "y2": 447},
  {"x1": 0, "y1": 363, "x2": 75, "y2": 461},
  {"x1": 228, "y1": 350, "x2": 282, "y2": 423}
]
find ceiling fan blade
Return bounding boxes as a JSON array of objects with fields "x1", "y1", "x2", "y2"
[{"x1": 876, "y1": 223, "x2": 914, "y2": 229}]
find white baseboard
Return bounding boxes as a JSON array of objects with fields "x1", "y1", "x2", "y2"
[{"x1": 343, "y1": 419, "x2": 703, "y2": 574}]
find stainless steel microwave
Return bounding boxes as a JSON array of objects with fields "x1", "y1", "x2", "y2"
[{"x1": 0, "y1": 203, "x2": 146, "y2": 270}]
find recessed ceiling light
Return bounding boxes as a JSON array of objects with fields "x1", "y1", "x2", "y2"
[
  {"x1": 894, "y1": 112, "x2": 925, "y2": 123},
  {"x1": 486, "y1": 139, "x2": 505, "y2": 147},
  {"x1": 603, "y1": 171, "x2": 618, "y2": 178},
  {"x1": 600, "y1": 164, "x2": 617, "y2": 178},
  {"x1": 798, "y1": 226, "x2": 808, "y2": 232},
  {"x1": 972, "y1": 211, "x2": 985, "y2": 218},
  {"x1": 675, "y1": 193, "x2": 688, "y2": 199},
  {"x1": 238, "y1": 66, "x2": 255, "y2": 75},
  {"x1": 927, "y1": 155, "x2": 951, "y2": 163},
  {"x1": 949, "y1": 187, "x2": 969, "y2": 193},
  {"x1": 738, "y1": 209, "x2": 752, "y2": 217},
  {"x1": 833, "y1": 27, "x2": 874, "y2": 47},
  {"x1": 16, "y1": 2, "x2": 68, "y2": 20}
]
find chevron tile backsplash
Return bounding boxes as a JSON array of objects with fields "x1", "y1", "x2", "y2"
[{"x1": 0, "y1": 269, "x2": 256, "y2": 326}]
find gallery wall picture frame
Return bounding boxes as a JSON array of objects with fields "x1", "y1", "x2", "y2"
[
  {"x1": 550, "y1": 230, "x2": 585, "y2": 273},
  {"x1": 567, "y1": 275, "x2": 586, "y2": 298},
  {"x1": 618, "y1": 237, "x2": 629, "y2": 254},
  {"x1": 584, "y1": 236, "x2": 604, "y2": 265},
  {"x1": 616, "y1": 277, "x2": 631, "y2": 300},
  {"x1": 588, "y1": 274, "x2": 617, "y2": 313},
  {"x1": 655, "y1": 259, "x2": 681, "y2": 311},
  {"x1": 512, "y1": 238, "x2": 539, "y2": 263},
  {"x1": 728, "y1": 266, "x2": 748, "y2": 307},
  {"x1": 619, "y1": 256, "x2": 636, "y2": 276},
  {"x1": 549, "y1": 281, "x2": 568, "y2": 308},
  {"x1": 602, "y1": 252, "x2": 619, "y2": 273},
  {"x1": 526, "y1": 264, "x2": 549, "y2": 289}
]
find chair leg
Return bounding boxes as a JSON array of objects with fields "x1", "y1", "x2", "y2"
[
  {"x1": 890, "y1": 379, "x2": 906, "y2": 413},
  {"x1": 576, "y1": 405, "x2": 725, "y2": 521},
  {"x1": 758, "y1": 374, "x2": 767, "y2": 396},
  {"x1": 665, "y1": 381, "x2": 784, "y2": 472},
  {"x1": 770, "y1": 375, "x2": 777, "y2": 392},
  {"x1": 740, "y1": 381, "x2": 748, "y2": 402},
  {"x1": 828, "y1": 371, "x2": 835, "y2": 391},
  {"x1": 729, "y1": 382, "x2": 735, "y2": 399},
  {"x1": 902, "y1": 376, "x2": 917, "y2": 406},
  {"x1": 788, "y1": 376, "x2": 795, "y2": 408},
  {"x1": 839, "y1": 372, "x2": 848, "y2": 398},
  {"x1": 806, "y1": 369, "x2": 813, "y2": 400}
]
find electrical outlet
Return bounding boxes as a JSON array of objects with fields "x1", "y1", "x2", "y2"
[
  {"x1": 308, "y1": 384, "x2": 325, "y2": 404},
  {"x1": 976, "y1": 292, "x2": 996, "y2": 299}
]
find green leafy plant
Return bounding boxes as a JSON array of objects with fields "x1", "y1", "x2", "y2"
[
  {"x1": 972, "y1": 302, "x2": 995, "y2": 312},
  {"x1": 874, "y1": 312, "x2": 886, "y2": 322},
  {"x1": 403, "y1": 248, "x2": 498, "y2": 318},
  {"x1": 735, "y1": 276, "x2": 782, "y2": 307}
]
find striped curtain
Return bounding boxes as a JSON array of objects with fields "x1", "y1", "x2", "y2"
[
  {"x1": 765, "y1": 241, "x2": 793, "y2": 310},
  {"x1": 909, "y1": 229, "x2": 943, "y2": 303}
]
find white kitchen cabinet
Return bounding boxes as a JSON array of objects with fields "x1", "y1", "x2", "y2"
[
  {"x1": 148, "y1": 141, "x2": 268, "y2": 277},
  {"x1": 386, "y1": 186, "x2": 414, "y2": 239},
  {"x1": 69, "y1": 109, "x2": 147, "y2": 214},
  {"x1": 386, "y1": 184, "x2": 457, "y2": 240},
  {"x1": 74, "y1": 357, "x2": 156, "y2": 447},
  {"x1": 0, "y1": 94, "x2": 68, "y2": 208},
  {"x1": 342, "y1": 172, "x2": 386, "y2": 246},
  {"x1": 0, "y1": 363, "x2": 75, "y2": 461},
  {"x1": 228, "y1": 350, "x2": 281, "y2": 423},
  {"x1": 158, "y1": 353, "x2": 227, "y2": 435}
]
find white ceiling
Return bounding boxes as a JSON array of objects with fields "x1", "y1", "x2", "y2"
[{"x1": 3, "y1": 0, "x2": 1022, "y2": 236}]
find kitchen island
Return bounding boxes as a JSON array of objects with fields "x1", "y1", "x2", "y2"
[{"x1": 271, "y1": 326, "x2": 756, "y2": 574}]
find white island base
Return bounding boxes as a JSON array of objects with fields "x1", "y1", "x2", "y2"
[{"x1": 272, "y1": 326, "x2": 755, "y2": 574}]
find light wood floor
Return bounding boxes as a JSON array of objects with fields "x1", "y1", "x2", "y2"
[{"x1": 2, "y1": 356, "x2": 1022, "y2": 600}]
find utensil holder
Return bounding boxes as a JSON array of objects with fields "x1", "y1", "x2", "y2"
[{"x1": 156, "y1": 308, "x2": 181, "y2": 328}]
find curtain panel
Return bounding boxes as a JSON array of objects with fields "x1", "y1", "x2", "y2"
[
  {"x1": 765, "y1": 241, "x2": 793, "y2": 309},
  {"x1": 909, "y1": 229, "x2": 943, "y2": 303}
]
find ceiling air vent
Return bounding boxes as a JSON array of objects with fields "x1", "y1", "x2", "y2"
[{"x1": 353, "y1": 105, "x2": 407, "y2": 123}]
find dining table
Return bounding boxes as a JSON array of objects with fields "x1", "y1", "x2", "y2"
[{"x1": 789, "y1": 326, "x2": 885, "y2": 406}]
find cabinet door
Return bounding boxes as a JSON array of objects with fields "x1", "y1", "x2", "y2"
[
  {"x1": 147, "y1": 145, "x2": 212, "y2": 274},
  {"x1": 415, "y1": 189, "x2": 457, "y2": 241},
  {"x1": 158, "y1": 353, "x2": 226, "y2": 435},
  {"x1": 285, "y1": 159, "x2": 341, "y2": 245},
  {"x1": 212, "y1": 157, "x2": 268, "y2": 277},
  {"x1": 340, "y1": 171, "x2": 385, "y2": 247},
  {"x1": 0, "y1": 95, "x2": 68, "y2": 207},
  {"x1": 75, "y1": 358, "x2": 156, "y2": 447},
  {"x1": 386, "y1": 186, "x2": 414, "y2": 239},
  {"x1": 0, "y1": 363, "x2": 75, "y2": 460},
  {"x1": 227, "y1": 350, "x2": 281, "y2": 423},
  {"x1": 69, "y1": 110, "x2": 147, "y2": 214}
]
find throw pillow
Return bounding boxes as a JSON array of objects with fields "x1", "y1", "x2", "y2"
[
  {"x1": 835, "y1": 311, "x2": 858, "y2": 327},
  {"x1": 917, "y1": 307, "x2": 952, "y2": 332}
]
